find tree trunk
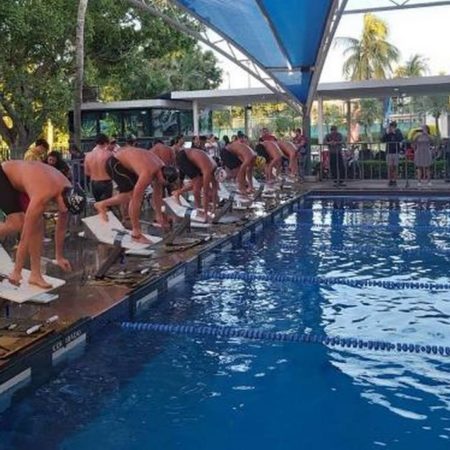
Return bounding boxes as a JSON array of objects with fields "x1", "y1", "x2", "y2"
[
  {"x1": 74, "y1": 0, "x2": 89, "y2": 151},
  {"x1": 434, "y1": 114, "x2": 440, "y2": 137}
]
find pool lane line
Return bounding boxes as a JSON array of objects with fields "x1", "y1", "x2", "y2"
[
  {"x1": 201, "y1": 271, "x2": 450, "y2": 291},
  {"x1": 294, "y1": 223, "x2": 450, "y2": 232},
  {"x1": 120, "y1": 322, "x2": 450, "y2": 357},
  {"x1": 299, "y1": 244, "x2": 450, "y2": 256},
  {"x1": 296, "y1": 208, "x2": 450, "y2": 215}
]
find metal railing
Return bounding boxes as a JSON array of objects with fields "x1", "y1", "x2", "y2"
[{"x1": 310, "y1": 142, "x2": 450, "y2": 185}]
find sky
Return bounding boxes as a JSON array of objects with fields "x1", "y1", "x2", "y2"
[{"x1": 212, "y1": 3, "x2": 450, "y2": 89}]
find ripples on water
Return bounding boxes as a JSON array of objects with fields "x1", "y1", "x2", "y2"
[{"x1": 0, "y1": 198, "x2": 449, "y2": 450}]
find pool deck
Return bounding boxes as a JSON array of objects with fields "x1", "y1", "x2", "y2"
[{"x1": 1, "y1": 178, "x2": 449, "y2": 409}]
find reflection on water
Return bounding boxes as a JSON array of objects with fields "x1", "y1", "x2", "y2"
[{"x1": 0, "y1": 199, "x2": 449, "y2": 450}]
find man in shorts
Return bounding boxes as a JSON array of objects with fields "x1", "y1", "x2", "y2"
[
  {"x1": 174, "y1": 147, "x2": 221, "y2": 221},
  {"x1": 94, "y1": 147, "x2": 178, "y2": 241},
  {"x1": 226, "y1": 131, "x2": 256, "y2": 194},
  {"x1": 255, "y1": 140, "x2": 283, "y2": 183},
  {"x1": 382, "y1": 121, "x2": 404, "y2": 186},
  {"x1": 0, "y1": 161, "x2": 85, "y2": 288},
  {"x1": 84, "y1": 134, "x2": 114, "y2": 202}
]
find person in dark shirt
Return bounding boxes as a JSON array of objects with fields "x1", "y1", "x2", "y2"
[
  {"x1": 46, "y1": 151, "x2": 71, "y2": 180},
  {"x1": 382, "y1": 121, "x2": 403, "y2": 186},
  {"x1": 324, "y1": 125, "x2": 345, "y2": 186}
]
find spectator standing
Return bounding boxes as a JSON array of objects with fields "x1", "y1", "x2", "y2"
[
  {"x1": 382, "y1": 121, "x2": 403, "y2": 187},
  {"x1": 68, "y1": 142, "x2": 86, "y2": 188},
  {"x1": 293, "y1": 128, "x2": 307, "y2": 180},
  {"x1": 413, "y1": 125, "x2": 433, "y2": 186},
  {"x1": 324, "y1": 125, "x2": 345, "y2": 186},
  {"x1": 24, "y1": 138, "x2": 49, "y2": 162}
]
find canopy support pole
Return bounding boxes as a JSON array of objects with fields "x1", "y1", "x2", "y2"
[
  {"x1": 302, "y1": 105, "x2": 312, "y2": 176},
  {"x1": 244, "y1": 105, "x2": 252, "y2": 138},
  {"x1": 193, "y1": 100, "x2": 199, "y2": 136},
  {"x1": 318, "y1": 97, "x2": 324, "y2": 145}
]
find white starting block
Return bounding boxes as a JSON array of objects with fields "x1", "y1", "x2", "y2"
[
  {"x1": 164, "y1": 196, "x2": 212, "y2": 228},
  {"x1": 0, "y1": 245, "x2": 65, "y2": 303},
  {"x1": 82, "y1": 212, "x2": 162, "y2": 252},
  {"x1": 220, "y1": 183, "x2": 259, "y2": 210}
]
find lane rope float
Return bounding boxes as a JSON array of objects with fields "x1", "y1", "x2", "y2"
[
  {"x1": 120, "y1": 321, "x2": 450, "y2": 357},
  {"x1": 201, "y1": 271, "x2": 450, "y2": 291}
]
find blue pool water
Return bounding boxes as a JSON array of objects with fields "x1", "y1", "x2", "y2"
[{"x1": 1, "y1": 197, "x2": 450, "y2": 450}]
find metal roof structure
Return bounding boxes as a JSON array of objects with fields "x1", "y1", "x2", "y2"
[
  {"x1": 128, "y1": 1, "x2": 449, "y2": 114},
  {"x1": 171, "y1": 75, "x2": 450, "y2": 107},
  {"x1": 128, "y1": 0, "x2": 348, "y2": 113}
]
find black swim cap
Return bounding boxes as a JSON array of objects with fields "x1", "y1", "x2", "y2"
[
  {"x1": 162, "y1": 166, "x2": 179, "y2": 184},
  {"x1": 62, "y1": 185, "x2": 86, "y2": 215}
]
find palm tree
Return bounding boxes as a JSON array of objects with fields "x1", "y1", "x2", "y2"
[
  {"x1": 395, "y1": 54, "x2": 429, "y2": 78},
  {"x1": 336, "y1": 14, "x2": 400, "y2": 81},
  {"x1": 74, "y1": 0, "x2": 89, "y2": 150}
]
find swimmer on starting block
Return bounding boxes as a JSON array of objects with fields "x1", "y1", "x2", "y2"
[
  {"x1": 226, "y1": 131, "x2": 256, "y2": 195},
  {"x1": 0, "y1": 161, "x2": 86, "y2": 288},
  {"x1": 173, "y1": 147, "x2": 224, "y2": 221},
  {"x1": 277, "y1": 141, "x2": 299, "y2": 178},
  {"x1": 84, "y1": 134, "x2": 114, "y2": 201},
  {"x1": 255, "y1": 140, "x2": 283, "y2": 183},
  {"x1": 94, "y1": 147, "x2": 178, "y2": 242}
]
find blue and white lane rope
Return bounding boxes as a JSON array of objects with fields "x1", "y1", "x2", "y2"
[
  {"x1": 201, "y1": 271, "x2": 450, "y2": 291},
  {"x1": 120, "y1": 322, "x2": 450, "y2": 357},
  {"x1": 294, "y1": 223, "x2": 450, "y2": 232},
  {"x1": 237, "y1": 242, "x2": 450, "y2": 257}
]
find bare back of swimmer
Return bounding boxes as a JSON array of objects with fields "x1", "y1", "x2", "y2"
[
  {"x1": 227, "y1": 138, "x2": 256, "y2": 194},
  {"x1": 256, "y1": 141, "x2": 283, "y2": 182},
  {"x1": 277, "y1": 141, "x2": 299, "y2": 177},
  {"x1": 84, "y1": 134, "x2": 114, "y2": 201},
  {"x1": 0, "y1": 161, "x2": 85, "y2": 288},
  {"x1": 94, "y1": 147, "x2": 178, "y2": 242}
]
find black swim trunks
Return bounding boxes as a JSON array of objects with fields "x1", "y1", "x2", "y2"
[
  {"x1": 220, "y1": 147, "x2": 241, "y2": 170},
  {"x1": 0, "y1": 165, "x2": 23, "y2": 216},
  {"x1": 91, "y1": 179, "x2": 113, "y2": 202},
  {"x1": 255, "y1": 143, "x2": 271, "y2": 162},
  {"x1": 105, "y1": 157, "x2": 138, "y2": 193},
  {"x1": 176, "y1": 150, "x2": 201, "y2": 179}
]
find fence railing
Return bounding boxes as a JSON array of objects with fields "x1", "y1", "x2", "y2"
[{"x1": 310, "y1": 142, "x2": 450, "y2": 184}]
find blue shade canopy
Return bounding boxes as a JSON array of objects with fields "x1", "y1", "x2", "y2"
[{"x1": 176, "y1": 0, "x2": 335, "y2": 105}]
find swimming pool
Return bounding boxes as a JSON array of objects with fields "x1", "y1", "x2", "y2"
[{"x1": 0, "y1": 195, "x2": 449, "y2": 450}]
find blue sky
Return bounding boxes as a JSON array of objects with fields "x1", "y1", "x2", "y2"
[{"x1": 216, "y1": 4, "x2": 450, "y2": 88}]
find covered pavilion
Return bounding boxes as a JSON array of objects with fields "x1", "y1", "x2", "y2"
[{"x1": 171, "y1": 75, "x2": 450, "y2": 141}]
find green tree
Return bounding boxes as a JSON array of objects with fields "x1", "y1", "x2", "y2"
[
  {"x1": 415, "y1": 95, "x2": 450, "y2": 136},
  {"x1": 356, "y1": 98, "x2": 383, "y2": 141},
  {"x1": 323, "y1": 104, "x2": 345, "y2": 132},
  {"x1": 336, "y1": 13, "x2": 399, "y2": 81},
  {"x1": 0, "y1": 0, "x2": 222, "y2": 156},
  {"x1": 0, "y1": 0, "x2": 76, "y2": 157},
  {"x1": 395, "y1": 54, "x2": 429, "y2": 78}
]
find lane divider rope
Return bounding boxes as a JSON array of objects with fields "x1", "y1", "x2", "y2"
[
  {"x1": 292, "y1": 244, "x2": 450, "y2": 256},
  {"x1": 296, "y1": 208, "x2": 450, "y2": 216},
  {"x1": 120, "y1": 321, "x2": 450, "y2": 357},
  {"x1": 294, "y1": 223, "x2": 450, "y2": 232},
  {"x1": 201, "y1": 271, "x2": 450, "y2": 290}
]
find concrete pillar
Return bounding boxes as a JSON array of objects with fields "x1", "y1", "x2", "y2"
[
  {"x1": 244, "y1": 105, "x2": 252, "y2": 138},
  {"x1": 317, "y1": 97, "x2": 324, "y2": 145},
  {"x1": 193, "y1": 100, "x2": 199, "y2": 136},
  {"x1": 346, "y1": 100, "x2": 351, "y2": 143},
  {"x1": 302, "y1": 104, "x2": 312, "y2": 175}
]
